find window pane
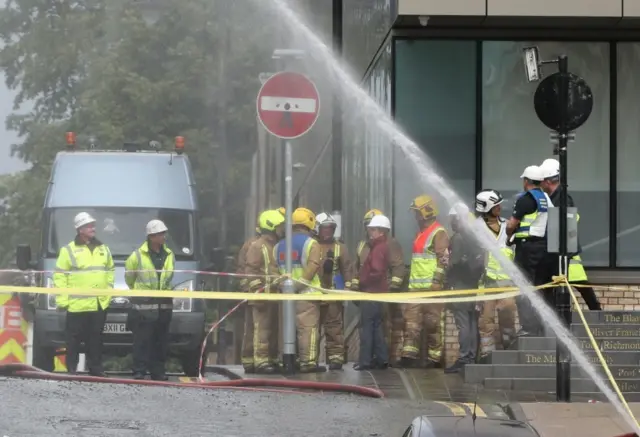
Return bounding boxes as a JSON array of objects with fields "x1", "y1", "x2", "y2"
[
  {"x1": 342, "y1": 42, "x2": 393, "y2": 253},
  {"x1": 617, "y1": 43, "x2": 640, "y2": 266},
  {"x1": 393, "y1": 40, "x2": 477, "y2": 261},
  {"x1": 482, "y1": 41, "x2": 610, "y2": 266}
]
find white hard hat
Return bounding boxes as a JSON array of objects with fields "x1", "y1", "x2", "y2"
[
  {"x1": 316, "y1": 212, "x2": 337, "y2": 227},
  {"x1": 520, "y1": 165, "x2": 544, "y2": 182},
  {"x1": 74, "y1": 212, "x2": 96, "y2": 229},
  {"x1": 146, "y1": 219, "x2": 168, "y2": 235},
  {"x1": 540, "y1": 158, "x2": 560, "y2": 179},
  {"x1": 367, "y1": 214, "x2": 391, "y2": 230},
  {"x1": 475, "y1": 189, "x2": 504, "y2": 213},
  {"x1": 448, "y1": 202, "x2": 469, "y2": 216}
]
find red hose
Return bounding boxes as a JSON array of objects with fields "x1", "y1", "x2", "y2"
[{"x1": 0, "y1": 364, "x2": 383, "y2": 398}]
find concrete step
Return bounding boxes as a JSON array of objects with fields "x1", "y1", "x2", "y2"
[
  {"x1": 484, "y1": 377, "x2": 640, "y2": 393},
  {"x1": 463, "y1": 364, "x2": 640, "y2": 384},
  {"x1": 570, "y1": 324, "x2": 640, "y2": 338},
  {"x1": 488, "y1": 350, "x2": 640, "y2": 365},
  {"x1": 572, "y1": 311, "x2": 640, "y2": 325},
  {"x1": 517, "y1": 336, "x2": 640, "y2": 352}
]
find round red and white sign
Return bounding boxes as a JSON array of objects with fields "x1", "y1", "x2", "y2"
[{"x1": 256, "y1": 71, "x2": 320, "y2": 140}]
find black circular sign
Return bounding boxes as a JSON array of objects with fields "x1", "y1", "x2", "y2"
[{"x1": 533, "y1": 72, "x2": 594, "y2": 132}]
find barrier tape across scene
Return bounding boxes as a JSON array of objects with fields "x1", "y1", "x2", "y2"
[{"x1": 0, "y1": 268, "x2": 638, "y2": 421}]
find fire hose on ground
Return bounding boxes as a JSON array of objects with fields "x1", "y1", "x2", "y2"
[{"x1": 0, "y1": 363, "x2": 384, "y2": 398}]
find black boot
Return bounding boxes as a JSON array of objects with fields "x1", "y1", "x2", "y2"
[{"x1": 328, "y1": 363, "x2": 343, "y2": 371}]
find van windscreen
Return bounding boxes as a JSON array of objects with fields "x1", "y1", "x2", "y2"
[{"x1": 47, "y1": 208, "x2": 195, "y2": 260}]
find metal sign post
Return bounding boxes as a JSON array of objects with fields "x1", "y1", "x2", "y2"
[
  {"x1": 256, "y1": 70, "x2": 320, "y2": 374},
  {"x1": 525, "y1": 47, "x2": 594, "y2": 403}
]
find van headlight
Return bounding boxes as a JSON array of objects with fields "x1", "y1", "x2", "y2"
[
  {"x1": 45, "y1": 277, "x2": 57, "y2": 310},
  {"x1": 173, "y1": 280, "x2": 194, "y2": 312}
]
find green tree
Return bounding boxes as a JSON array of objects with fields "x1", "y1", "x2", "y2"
[{"x1": 0, "y1": 0, "x2": 279, "y2": 265}]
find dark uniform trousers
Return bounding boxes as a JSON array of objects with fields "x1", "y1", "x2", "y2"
[
  {"x1": 131, "y1": 309, "x2": 172, "y2": 376},
  {"x1": 65, "y1": 307, "x2": 107, "y2": 375}
]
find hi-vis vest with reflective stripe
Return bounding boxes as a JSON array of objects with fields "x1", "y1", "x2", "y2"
[
  {"x1": 52, "y1": 241, "x2": 115, "y2": 313},
  {"x1": 484, "y1": 218, "x2": 515, "y2": 284},
  {"x1": 124, "y1": 242, "x2": 175, "y2": 310},
  {"x1": 568, "y1": 213, "x2": 588, "y2": 282},
  {"x1": 275, "y1": 232, "x2": 321, "y2": 294},
  {"x1": 514, "y1": 189, "x2": 552, "y2": 239},
  {"x1": 409, "y1": 221, "x2": 445, "y2": 290}
]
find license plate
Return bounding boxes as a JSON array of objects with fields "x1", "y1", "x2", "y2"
[{"x1": 103, "y1": 323, "x2": 131, "y2": 334}]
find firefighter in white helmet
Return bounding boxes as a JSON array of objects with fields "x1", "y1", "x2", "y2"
[
  {"x1": 125, "y1": 219, "x2": 175, "y2": 380},
  {"x1": 53, "y1": 212, "x2": 115, "y2": 377},
  {"x1": 474, "y1": 190, "x2": 517, "y2": 357},
  {"x1": 314, "y1": 212, "x2": 353, "y2": 370}
]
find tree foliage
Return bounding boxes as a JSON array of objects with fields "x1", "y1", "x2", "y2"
[{"x1": 0, "y1": 0, "x2": 280, "y2": 266}]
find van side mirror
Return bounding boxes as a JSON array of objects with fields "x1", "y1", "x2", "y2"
[{"x1": 16, "y1": 244, "x2": 34, "y2": 271}]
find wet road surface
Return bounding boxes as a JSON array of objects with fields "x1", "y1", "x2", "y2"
[
  {"x1": 0, "y1": 366, "x2": 606, "y2": 436},
  {"x1": 0, "y1": 377, "x2": 447, "y2": 436}
]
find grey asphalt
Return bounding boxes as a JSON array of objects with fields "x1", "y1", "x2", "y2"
[{"x1": 0, "y1": 377, "x2": 433, "y2": 436}]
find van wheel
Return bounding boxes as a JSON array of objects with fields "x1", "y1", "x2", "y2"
[
  {"x1": 181, "y1": 348, "x2": 206, "y2": 377},
  {"x1": 33, "y1": 345, "x2": 55, "y2": 372}
]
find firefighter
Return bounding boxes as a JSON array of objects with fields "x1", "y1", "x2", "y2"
[
  {"x1": 238, "y1": 217, "x2": 265, "y2": 373},
  {"x1": 239, "y1": 208, "x2": 285, "y2": 373},
  {"x1": 506, "y1": 165, "x2": 554, "y2": 337},
  {"x1": 400, "y1": 195, "x2": 449, "y2": 368},
  {"x1": 474, "y1": 190, "x2": 518, "y2": 358},
  {"x1": 53, "y1": 212, "x2": 114, "y2": 377},
  {"x1": 125, "y1": 220, "x2": 175, "y2": 381},
  {"x1": 444, "y1": 203, "x2": 484, "y2": 374},
  {"x1": 351, "y1": 209, "x2": 405, "y2": 365},
  {"x1": 274, "y1": 207, "x2": 324, "y2": 373},
  {"x1": 244, "y1": 209, "x2": 285, "y2": 374},
  {"x1": 314, "y1": 212, "x2": 353, "y2": 370},
  {"x1": 539, "y1": 159, "x2": 601, "y2": 310}
]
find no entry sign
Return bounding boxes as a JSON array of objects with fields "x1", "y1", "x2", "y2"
[{"x1": 257, "y1": 71, "x2": 320, "y2": 140}]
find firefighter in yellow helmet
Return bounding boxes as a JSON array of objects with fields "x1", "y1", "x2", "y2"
[
  {"x1": 314, "y1": 212, "x2": 353, "y2": 370},
  {"x1": 352, "y1": 209, "x2": 405, "y2": 365},
  {"x1": 238, "y1": 215, "x2": 263, "y2": 373},
  {"x1": 274, "y1": 207, "x2": 324, "y2": 372},
  {"x1": 401, "y1": 195, "x2": 449, "y2": 368},
  {"x1": 243, "y1": 209, "x2": 285, "y2": 374}
]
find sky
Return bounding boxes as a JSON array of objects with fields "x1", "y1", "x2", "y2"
[{"x1": 0, "y1": 84, "x2": 28, "y2": 175}]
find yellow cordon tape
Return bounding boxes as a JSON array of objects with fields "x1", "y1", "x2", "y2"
[{"x1": 560, "y1": 275, "x2": 640, "y2": 429}]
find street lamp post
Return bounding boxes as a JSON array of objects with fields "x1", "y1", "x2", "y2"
[{"x1": 522, "y1": 47, "x2": 594, "y2": 403}]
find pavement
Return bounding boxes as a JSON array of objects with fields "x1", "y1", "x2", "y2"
[{"x1": 0, "y1": 365, "x2": 638, "y2": 436}]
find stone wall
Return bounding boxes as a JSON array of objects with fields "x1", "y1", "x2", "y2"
[{"x1": 443, "y1": 286, "x2": 639, "y2": 367}]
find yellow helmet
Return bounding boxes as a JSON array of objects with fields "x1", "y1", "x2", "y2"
[
  {"x1": 258, "y1": 209, "x2": 286, "y2": 232},
  {"x1": 277, "y1": 207, "x2": 285, "y2": 216},
  {"x1": 292, "y1": 207, "x2": 316, "y2": 230},
  {"x1": 363, "y1": 209, "x2": 383, "y2": 224},
  {"x1": 409, "y1": 195, "x2": 438, "y2": 220}
]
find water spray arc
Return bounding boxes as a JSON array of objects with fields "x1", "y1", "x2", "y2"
[{"x1": 263, "y1": 0, "x2": 639, "y2": 432}]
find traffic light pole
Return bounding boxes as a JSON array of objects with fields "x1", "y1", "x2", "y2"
[
  {"x1": 556, "y1": 54, "x2": 572, "y2": 402},
  {"x1": 282, "y1": 140, "x2": 297, "y2": 375}
]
